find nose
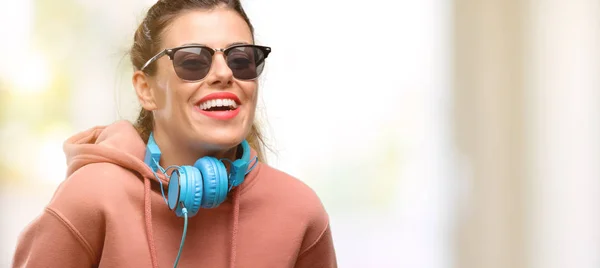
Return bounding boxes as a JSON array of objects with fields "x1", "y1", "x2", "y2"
[{"x1": 205, "y1": 53, "x2": 233, "y2": 87}]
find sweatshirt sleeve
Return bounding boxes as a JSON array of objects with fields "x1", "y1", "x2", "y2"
[
  {"x1": 12, "y1": 207, "x2": 95, "y2": 267},
  {"x1": 294, "y1": 222, "x2": 337, "y2": 268},
  {"x1": 12, "y1": 165, "x2": 107, "y2": 268}
]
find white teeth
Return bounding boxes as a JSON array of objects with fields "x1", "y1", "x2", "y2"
[{"x1": 199, "y1": 98, "x2": 238, "y2": 111}]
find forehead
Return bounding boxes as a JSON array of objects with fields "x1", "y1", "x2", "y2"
[{"x1": 162, "y1": 8, "x2": 253, "y2": 49}]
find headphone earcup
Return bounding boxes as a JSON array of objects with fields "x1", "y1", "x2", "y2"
[
  {"x1": 194, "y1": 157, "x2": 228, "y2": 209},
  {"x1": 173, "y1": 166, "x2": 203, "y2": 217}
]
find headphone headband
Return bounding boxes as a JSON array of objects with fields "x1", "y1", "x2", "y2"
[{"x1": 144, "y1": 133, "x2": 162, "y2": 172}]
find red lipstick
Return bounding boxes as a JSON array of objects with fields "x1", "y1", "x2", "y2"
[
  {"x1": 194, "y1": 92, "x2": 241, "y2": 120},
  {"x1": 196, "y1": 92, "x2": 241, "y2": 105}
]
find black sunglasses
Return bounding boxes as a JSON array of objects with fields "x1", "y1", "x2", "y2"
[{"x1": 140, "y1": 44, "x2": 271, "y2": 81}]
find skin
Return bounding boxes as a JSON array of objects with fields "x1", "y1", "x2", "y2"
[{"x1": 132, "y1": 7, "x2": 257, "y2": 169}]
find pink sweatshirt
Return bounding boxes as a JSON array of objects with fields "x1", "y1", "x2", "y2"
[{"x1": 12, "y1": 120, "x2": 337, "y2": 268}]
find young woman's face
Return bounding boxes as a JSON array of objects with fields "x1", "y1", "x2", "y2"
[{"x1": 145, "y1": 8, "x2": 258, "y2": 153}]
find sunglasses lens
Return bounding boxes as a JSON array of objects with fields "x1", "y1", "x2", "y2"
[
  {"x1": 227, "y1": 46, "x2": 267, "y2": 80},
  {"x1": 172, "y1": 45, "x2": 268, "y2": 81},
  {"x1": 172, "y1": 47, "x2": 213, "y2": 80}
]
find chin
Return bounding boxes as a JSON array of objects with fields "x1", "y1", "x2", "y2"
[
  {"x1": 186, "y1": 109, "x2": 253, "y2": 153},
  {"x1": 192, "y1": 129, "x2": 248, "y2": 154}
]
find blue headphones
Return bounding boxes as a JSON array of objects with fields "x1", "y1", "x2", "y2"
[
  {"x1": 143, "y1": 132, "x2": 257, "y2": 268},
  {"x1": 143, "y1": 132, "x2": 256, "y2": 217}
]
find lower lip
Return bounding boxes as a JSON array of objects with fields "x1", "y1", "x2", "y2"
[{"x1": 194, "y1": 106, "x2": 240, "y2": 120}]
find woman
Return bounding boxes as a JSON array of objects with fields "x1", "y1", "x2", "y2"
[{"x1": 12, "y1": 0, "x2": 337, "y2": 267}]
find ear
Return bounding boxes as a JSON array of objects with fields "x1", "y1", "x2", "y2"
[{"x1": 133, "y1": 70, "x2": 157, "y2": 111}]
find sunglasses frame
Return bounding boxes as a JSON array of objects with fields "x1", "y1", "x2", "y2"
[{"x1": 140, "y1": 43, "x2": 272, "y2": 81}]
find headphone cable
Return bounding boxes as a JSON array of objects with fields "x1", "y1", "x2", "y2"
[{"x1": 173, "y1": 206, "x2": 189, "y2": 268}]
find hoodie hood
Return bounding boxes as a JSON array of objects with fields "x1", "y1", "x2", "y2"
[
  {"x1": 61, "y1": 120, "x2": 248, "y2": 268},
  {"x1": 63, "y1": 120, "x2": 168, "y2": 185}
]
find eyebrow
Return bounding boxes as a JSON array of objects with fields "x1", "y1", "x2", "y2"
[{"x1": 180, "y1": 41, "x2": 251, "y2": 48}]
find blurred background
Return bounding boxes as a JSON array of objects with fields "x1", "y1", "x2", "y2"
[{"x1": 0, "y1": 0, "x2": 598, "y2": 267}]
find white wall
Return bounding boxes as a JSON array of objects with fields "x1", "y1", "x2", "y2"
[{"x1": 526, "y1": 0, "x2": 600, "y2": 267}]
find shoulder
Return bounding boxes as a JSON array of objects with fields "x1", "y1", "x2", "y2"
[
  {"x1": 252, "y1": 163, "x2": 334, "y2": 253},
  {"x1": 51, "y1": 162, "x2": 141, "y2": 210},
  {"x1": 252, "y1": 163, "x2": 325, "y2": 205},
  {"x1": 14, "y1": 162, "x2": 139, "y2": 265},
  {"x1": 246, "y1": 162, "x2": 330, "y2": 226},
  {"x1": 46, "y1": 162, "x2": 142, "y2": 253}
]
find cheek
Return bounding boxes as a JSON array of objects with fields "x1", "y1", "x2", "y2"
[
  {"x1": 154, "y1": 80, "x2": 194, "y2": 116},
  {"x1": 158, "y1": 66, "x2": 193, "y2": 105},
  {"x1": 165, "y1": 82, "x2": 197, "y2": 109},
  {"x1": 151, "y1": 78, "x2": 171, "y2": 109},
  {"x1": 242, "y1": 83, "x2": 258, "y2": 104},
  {"x1": 150, "y1": 63, "x2": 173, "y2": 106}
]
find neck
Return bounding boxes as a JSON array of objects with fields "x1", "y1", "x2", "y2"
[{"x1": 151, "y1": 130, "x2": 238, "y2": 174}]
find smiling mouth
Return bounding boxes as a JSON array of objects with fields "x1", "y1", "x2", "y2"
[{"x1": 197, "y1": 98, "x2": 239, "y2": 111}]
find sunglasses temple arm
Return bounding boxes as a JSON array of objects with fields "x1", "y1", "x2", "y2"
[{"x1": 141, "y1": 50, "x2": 168, "y2": 71}]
